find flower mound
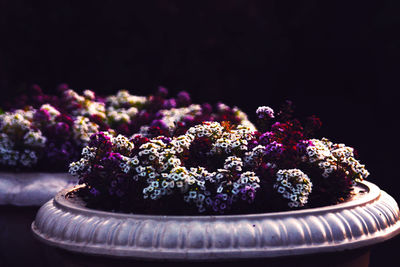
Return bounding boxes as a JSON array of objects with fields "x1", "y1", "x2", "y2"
[{"x1": 69, "y1": 102, "x2": 369, "y2": 214}]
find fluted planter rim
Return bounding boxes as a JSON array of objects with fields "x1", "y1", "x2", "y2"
[
  {"x1": 51, "y1": 183, "x2": 375, "y2": 220},
  {"x1": 32, "y1": 181, "x2": 400, "y2": 260}
]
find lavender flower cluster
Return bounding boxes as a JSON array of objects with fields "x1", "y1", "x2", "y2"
[{"x1": 69, "y1": 103, "x2": 369, "y2": 214}]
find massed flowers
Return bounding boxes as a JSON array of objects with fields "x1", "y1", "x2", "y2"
[{"x1": 69, "y1": 101, "x2": 369, "y2": 215}]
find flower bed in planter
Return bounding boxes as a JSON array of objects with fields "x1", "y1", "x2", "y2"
[
  {"x1": 64, "y1": 102, "x2": 368, "y2": 215},
  {"x1": 0, "y1": 86, "x2": 255, "y2": 267},
  {"x1": 31, "y1": 103, "x2": 400, "y2": 266}
]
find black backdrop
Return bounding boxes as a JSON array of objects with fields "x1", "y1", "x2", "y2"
[{"x1": 1, "y1": 1, "x2": 399, "y2": 265}]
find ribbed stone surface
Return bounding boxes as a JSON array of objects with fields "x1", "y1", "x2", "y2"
[{"x1": 32, "y1": 182, "x2": 400, "y2": 260}]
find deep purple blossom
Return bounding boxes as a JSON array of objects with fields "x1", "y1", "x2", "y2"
[
  {"x1": 259, "y1": 131, "x2": 274, "y2": 145},
  {"x1": 157, "y1": 86, "x2": 169, "y2": 98},
  {"x1": 55, "y1": 122, "x2": 70, "y2": 136},
  {"x1": 176, "y1": 91, "x2": 191, "y2": 107},
  {"x1": 57, "y1": 83, "x2": 69, "y2": 94},
  {"x1": 182, "y1": 115, "x2": 195, "y2": 125},
  {"x1": 33, "y1": 109, "x2": 51, "y2": 122},
  {"x1": 264, "y1": 141, "x2": 284, "y2": 158},
  {"x1": 296, "y1": 140, "x2": 314, "y2": 154},
  {"x1": 150, "y1": 119, "x2": 168, "y2": 130},
  {"x1": 90, "y1": 187, "x2": 100, "y2": 196},
  {"x1": 201, "y1": 103, "x2": 213, "y2": 114},
  {"x1": 239, "y1": 186, "x2": 256, "y2": 203},
  {"x1": 163, "y1": 98, "x2": 177, "y2": 109},
  {"x1": 89, "y1": 132, "x2": 112, "y2": 152},
  {"x1": 102, "y1": 152, "x2": 122, "y2": 163}
]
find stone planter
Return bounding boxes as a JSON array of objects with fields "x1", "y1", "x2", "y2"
[
  {"x1": 0, "y1": 172, "x2": 76, "y2": 206},
  {"x1": 0, "y1": 172, "x2": 77, "y2": 267},
  {"x1": 32, "y1": 181, "x2": 400, "y2": 267}
]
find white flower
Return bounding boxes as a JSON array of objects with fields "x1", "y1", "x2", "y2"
[
  {"x1": 72, "y1": 116, "x2": 100, "y2": 145},
  {"x1": 274, "y1": 169, "x2": 312, "y2": 208},
  {"x1": 23, "y1": 130, "x2": 47, "y2": 148},
  {"x1": 256, "y1": 106, "x2": 274, "y2": 119}
]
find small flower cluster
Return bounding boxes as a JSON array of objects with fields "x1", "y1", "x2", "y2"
[
  {"x1": 302, "y1": 138, "x2": 369, "y2": 182},
  {"x1": 0, "y1": 103, "x2": 100, "y2": 170},
  {"x1": 135, "y1": 122, "x2": 262, "y2": 214},
  {"x1": 72, "y1": 116, "x2": 101, "y2": 146},
  {"x1": 251, "y1": 102, "x2": 369, "y2": 208},
  {"x1": 148, "y1": 104, "x2": 202, "y2": 133},
  {"x1": 310, "y1": 138, "x2": 369, "y2": 181},
  {"x1": 0, "y1": 108, "x2": 45, "y2": 167},
  {"x1": 273, "y1": 169, "x2": 312, "y2": 208},
  {"x1": 100, "y1": 87, "x2": 255, "y2": 138},
  {"x1": 70, "y1": 122, "x2": 262, "y2": 214},
  {"x1": 106, "y1": 90, "x2": 147, "y2": 129},
  {"x1": 61, "y1": 87, "x2": 255, "y2": 139},
  {"x1": 256, "y1": 106, "x2": 274, "y2": 119},
  {"x1": 63, "y1": 89, "x2": 107, "y2": 120}
]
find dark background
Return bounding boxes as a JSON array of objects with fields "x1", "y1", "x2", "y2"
[{"x1": 1, "y1": 1, "x2": 399, "y2": 266}]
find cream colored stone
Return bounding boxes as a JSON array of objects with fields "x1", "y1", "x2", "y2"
[{"x1": 32, "y1": 181, "x2": 400, "y2": 260}]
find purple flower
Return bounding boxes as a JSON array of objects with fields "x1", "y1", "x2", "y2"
[
  {"x1": 163, "y1": 98, "x2": 176, "y2": 109},
  {"x1": 150, "y1": 119, "x2": 168, "y2": 131},
  {"x1": 160, "y1": 136, "x2": 172, "y2": 144},
  {"x1": 296, "y1": 140, "x2": 314, "y2": 154},
  {"x1": 55, "y1": 122, "x2": 70, "y2": 135},
  {"x1": 271, "y1": 122, "x2": 286, "y2": 132},
  {"x1": 57, "y1": 83, "x2": 69, "y2": 93},
  {"x1": 93, "y1": 164, "x2": 104, "y2": 171},
  {"x1": 265, "y1": 141, "x2": 284, "y2": 158},
  {"x1": 116, "y1": 189, "x2": 124, "y2": 197},
  {"x1": 45, "y1": 141, "x2": 78, "y2": 165},
  {"x1": 201, "y1": 103, "x2": 212, "y2": 114},
  {"x1": 108, "y1": 188, "x2": 115, "y2": 196},
  {"x1": 31, "y1": 84, "x2": 43, "y2": 95},
  {"x1": 137, "y1": 110, "x2": 150, "y2": 121},
  {"x1": 182, "y1": 115, "x2": 195, "y2": 124},
  {"x1": 56, "y1": 114, "x2": 74, "y2": 127},
  {"x1": 102, "y1": 152, "x2": 122, "y2": 163},
  {"x1": 176, "y1": 91, "x2": 191, "y2": 107},
  {"x1": 247, "y1": 139, "x2": 259, "y2": 150},
  {"x1": 89, "y1": 132, "x2": 112, "y2": 151},
  {"x1": 157, "y1": 86, "x2": 169, "y2": 97},
  {"x1": 239, "y1": 186, "x2": 256, "y2": 203},
  {"x1": 33, "y1": 109, "x2": 51, "y2": 122},
  {"x1": 259, "y1": 132, "x2": 274, "y2": 145},
  {"x1": 90, "y1": 187, "x2": 100, "y2": 196}
]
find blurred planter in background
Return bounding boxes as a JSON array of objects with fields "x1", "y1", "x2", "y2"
[{"x1": 0, "y1": 172, "x2": 76, "y2": 267}]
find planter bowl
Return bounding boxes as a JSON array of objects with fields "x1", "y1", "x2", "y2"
[
  {"x1": 32, "y1": 181, "x2": 400, "y2": 263},
  {"x1": 0, "y1": 172, "x2": 76, "y2": 206},
  {"x1": 0, "y1": 172, "x2": 77, "y2": 267}
]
